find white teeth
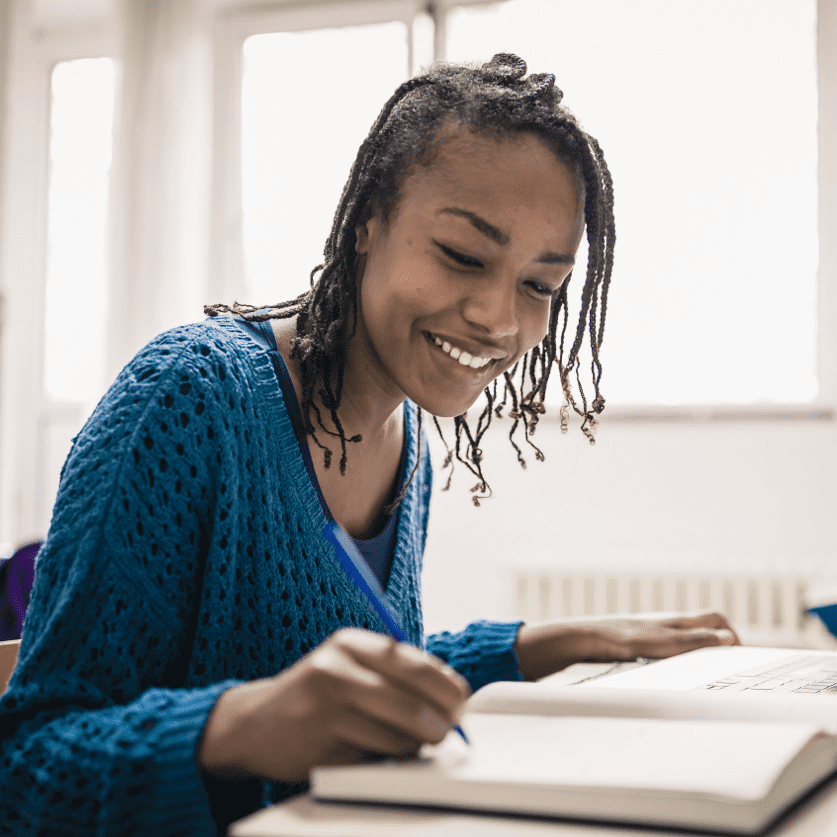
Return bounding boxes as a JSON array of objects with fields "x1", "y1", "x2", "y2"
[{"x1": 428, "y1": 332, "x2": 493, "y2": 370}]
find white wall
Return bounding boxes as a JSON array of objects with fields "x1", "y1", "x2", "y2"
[{"x1": 422, "y1": 416, "x2": 837, "y2": 633}]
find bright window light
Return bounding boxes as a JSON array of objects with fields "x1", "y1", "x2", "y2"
[
  {"x1": 242, "y1": 25, "x2": 409, "y2": 306},
  {"x1": 447, "y1": 0, "x2": 818, "y2": 405},
  {"x1": 44, "y1": 57, "x2": 113, "y2": 402}
]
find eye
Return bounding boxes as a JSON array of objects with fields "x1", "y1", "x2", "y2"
[
  {"x1": 525, "y1": 280, "x2": 557, "y2": 300},
  {"x1": 436, "y1": 242, "x2": 484, "y2": 269}
]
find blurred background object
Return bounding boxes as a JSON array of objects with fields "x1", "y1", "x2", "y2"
[
  {"x1": 804, "y1": 582, "x2": 837, "y2": 640},
  {"x1": 0, "y1": 540, "x2": 41, "y2": 640}
]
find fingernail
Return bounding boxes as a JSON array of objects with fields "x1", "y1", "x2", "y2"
[{"x1": 716, "y1": 629, "x2": 735, "y2": 644}]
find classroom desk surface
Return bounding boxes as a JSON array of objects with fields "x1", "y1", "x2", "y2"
[
  {"x1": 229, "y1": 776, "x2": 837, "y2": 837},
  {"x1": 229, "y1": 663, "x2": 837, "y2": 837}
]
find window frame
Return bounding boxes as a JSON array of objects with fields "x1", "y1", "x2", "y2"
[{"x1": 0, "y1": 21, "x2": 114, "y2": 545}]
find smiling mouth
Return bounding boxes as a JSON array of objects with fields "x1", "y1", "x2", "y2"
[{"x1": 423, "y1": 332, "x2": 499, "y2": 370}]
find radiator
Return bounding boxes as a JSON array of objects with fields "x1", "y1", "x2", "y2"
[{"x1": 510, "y1": 571, "x2": 836, "y2": 649}]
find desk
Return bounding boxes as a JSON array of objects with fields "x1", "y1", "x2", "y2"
[
  {"x1": 230, "y1": 778, "x2": 837, "y2": 837},
  {"x1": 229, "y1": 664, "x2": 837, "y2": 837}
]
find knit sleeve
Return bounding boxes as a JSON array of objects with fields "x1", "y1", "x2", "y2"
[
  {"x1": 0, "y1": 327, "x2": 251, "y2": 836},
  {"x1": 426, "y1": 620, "x2": 524, "y2": 692}
]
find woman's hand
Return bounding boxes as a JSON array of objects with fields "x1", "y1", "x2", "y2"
[
  {"x1": 515, "y1": 611, "x2": 740, "y2": 681},
  {"x1": 198, "y1": 628, "x2": 471, "y2": 783}
]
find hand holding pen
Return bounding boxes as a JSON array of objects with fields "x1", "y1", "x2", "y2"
[
  {"x1": 323, "y1": 520, "x2": 471, "y2": 745},
  {"x1": 199, "y1": 625, "x2": 471, "y2": 783},
  {"x1": 199, "y1": 529, "x2": 470, "y2": 783}
]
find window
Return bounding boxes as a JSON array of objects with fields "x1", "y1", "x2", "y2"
[
  {"x1": 445, "y1": 0, "x2": 818, "y2": 406},
  {"x1": 242, "y1": 24, "x2": 410, "y2": 304},
  {"x1": 44, "y1": 57, "x2": 114, "y2": 402},
  {"x1": 236, "y1": 0, "x2": 819, "y2": 406}
]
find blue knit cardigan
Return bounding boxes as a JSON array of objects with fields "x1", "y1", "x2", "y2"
[{"x1": 0, "y1": 317, "x2": 522, "y2": 836}]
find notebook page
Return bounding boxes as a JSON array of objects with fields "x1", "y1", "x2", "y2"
[
  {"x1": 466, "y1": 682, "x2": 837, "y2": 734},
  {"x1": 431, "y1": 715, "x2": 827, "y2": 802}
]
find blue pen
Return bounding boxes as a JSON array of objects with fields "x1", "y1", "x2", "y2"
[{"x1": 322, "y1": 520, "x2": 470, "y2": 745}]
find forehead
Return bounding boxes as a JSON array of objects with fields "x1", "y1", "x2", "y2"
[{"x1": 397, "y1": 128, "x2": 583, "y2": 228}]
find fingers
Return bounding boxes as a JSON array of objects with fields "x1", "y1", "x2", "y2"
[
  {"x1": 610, "y1": 610, "x2": 740, "y2": 660},
  {"x1": 306, "y1": 636, "x2": 458, "y2": 745},
  {"x1": 331, "y1": 707, "x2": 425, "y2": 755},
  {"x1": 515, "y1": 611, "x2": 743, "y2": 679},
  {"x1": 304, "y1": 629, "x2": 470, "y2": 752},
  {"x1": 624, "y1": 626, "x2": 736, "y2": 661},
  {"x1": 658, "y1": 611, "x2": 741, "y2": 646},
  {"x1": 331, "y1": 628, "x2": 471, "y2": 715}
]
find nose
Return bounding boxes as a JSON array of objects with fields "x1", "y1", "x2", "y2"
[{"x1": 461, "y1": 277, "x2": 519, "y2": 339}]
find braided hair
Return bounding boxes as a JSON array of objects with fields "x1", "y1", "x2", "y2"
[{"x1": 206, "y1": 54, "x2": 615, "y2": 506}]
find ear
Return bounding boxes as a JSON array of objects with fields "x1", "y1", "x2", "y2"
[{"x1": 355, "y1": 213, "x2": 382, "y2": 255}]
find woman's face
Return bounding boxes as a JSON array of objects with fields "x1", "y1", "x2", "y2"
[{"x1": 354, "y1": 129, "x2": 584, "y2": 418}]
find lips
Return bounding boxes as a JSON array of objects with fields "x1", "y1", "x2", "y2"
[{"x1": 423, "y1": 331, "x2": 504, "y2": 370}]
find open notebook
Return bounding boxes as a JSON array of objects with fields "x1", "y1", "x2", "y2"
[
  {"x1": 311, "y1": 647, "x2": 837, "y2": 835},
  {"x1": 585, "y1": 645, "x2": 837, "y2": 694}
]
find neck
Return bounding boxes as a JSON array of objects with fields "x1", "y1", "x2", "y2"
[
  {"x1": 271, "y1": 314, "x2": 408, "y2": 536},
  {"x1": 271, "y1": 315, "x2": 405, "y2": 453},
  {"x1": 336, "y1": 334, "x2": 406, "y2": 443}
]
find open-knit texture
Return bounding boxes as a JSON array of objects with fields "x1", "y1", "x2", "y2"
[{"x1": 0, "y1": 317, "x2": 522, "y2": 836}]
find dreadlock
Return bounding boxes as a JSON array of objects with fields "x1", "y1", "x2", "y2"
[{"x1": 205, "y1": 53, "x2": 615, "y2": 507}]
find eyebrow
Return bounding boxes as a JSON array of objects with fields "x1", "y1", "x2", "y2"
[{"x1": 437, "y1": 207, "x2": 575, "y2": 265}]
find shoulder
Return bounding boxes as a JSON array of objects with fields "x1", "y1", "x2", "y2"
[
  {"x1": 97, "y1": 318, "x2": 274, "y2": 417},
  {"x1": 62, "y1": 318, "x2": 284, "y2": 497},
  {"x1": 121, "y1": 317, "x2": 265, "y2": 380}
]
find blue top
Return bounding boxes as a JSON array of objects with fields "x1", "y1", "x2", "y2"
[
  {"x1": 230, "y1": 316, "x2": 403, "y2": 587},
  {"x1": 0, "y1": 317, "x2": 523, "y2": 835}
]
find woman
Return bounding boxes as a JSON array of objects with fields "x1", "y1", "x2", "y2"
[{"x1": 0, "y1": 55, "x2": 736, "y2": 836}]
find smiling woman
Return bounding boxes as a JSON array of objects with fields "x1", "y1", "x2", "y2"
[{"x1": 0, "y1": 55, "x2": 737, "y2": 837}]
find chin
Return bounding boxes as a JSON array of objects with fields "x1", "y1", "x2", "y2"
[{"x1": 413, "y1": 392, "x2": 487, "y2": 420}]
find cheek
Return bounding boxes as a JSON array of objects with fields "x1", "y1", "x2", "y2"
[
  {"x1": 486, "y1": 307, "x2": 552, "y2": 390},
  {"x1": 521, "y1": 304, "x2": 553, "y2": 353},
  {"x1": 359, "y1": 281, "x2": 389, "y2": 343},
  {"x1": 361, "y1": 255, "x2": 440, "y2": 326},
  {"x1": 358, "y1": 271, "x2": 420, "y2": 358}
]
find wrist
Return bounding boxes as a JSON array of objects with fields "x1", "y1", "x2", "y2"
[
  {"x1": 198, "y1": 685, "x2": 255, "y2": 782},
  {"x1": 515, "y1": 622, "x2": 598, "y2": 681}
]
